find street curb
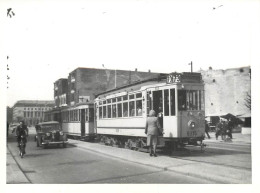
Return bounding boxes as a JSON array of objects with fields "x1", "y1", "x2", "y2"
[
  {"x1": 70, "y1": 139, "x2": 251, "y2": 184},
  {"x1": 6, "y1": 145, "x2": 31, "y2": 184}
]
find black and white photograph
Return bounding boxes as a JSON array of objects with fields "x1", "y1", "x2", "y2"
[{"x1": 1, "y1": 0, "x2": 260, "y2": 192}]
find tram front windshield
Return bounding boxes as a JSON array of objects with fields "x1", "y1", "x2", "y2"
[{"x1": 178, "y1": 90, "x2": 204, "y2": 111}]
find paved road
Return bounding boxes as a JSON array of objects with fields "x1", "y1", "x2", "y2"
[
  {"x1": 7, "y1": 134, "x2": 215, "y2": 184},
  {"x1": 163, "y1": 142, "x2": 251, "y2": 171}
]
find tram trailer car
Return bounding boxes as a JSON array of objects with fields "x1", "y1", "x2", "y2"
[
  {"x1": 95, "y1": 72, "x2": 206, "y2": 151},
  {"x1": 60, "y1": 103, "x2": 95, "y2": 140}
]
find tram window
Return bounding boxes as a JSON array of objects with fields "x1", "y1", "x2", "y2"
[
  {"x1": 194, "y1": 91, "x2": 198, "y2": 110},
  {"x1": 123, "y1": 95, "x2": 128, "y2": 101},
  {"x1": 103, "y1": 100, "x2": 106, "y2": 104},
  {"x1": 108, "y1": 105, "x2": 112, "y2": 118},
  {"x1": 123, "y1": 102, "x2": 128, "y2": 117},
  {"x1": 117, "y1": 103, "x2": 122, "y2": 117},
  {"x1": 103, "y1": 106, "x2": 107, "y2": 118},
  {"x1": 129, "y1": 94, "x2": 134, "y2": 100},
  {"x1": 136, "y1": 93, "x2": 142, "y2": 98},
  {"x1": 107, "y1": 99, "x2": 111, "y2": 104},
  {"x1": 164, "y1": 90, "x2": 169, "y2": 116},
  {"x1": 99, "y1": 101, "x2": 102, "y2": 105},
  {"x1": 178, "y1": 90, "x2": 187, "y2": 110},
  {"x1": 79, "y1": 109, "x2": 81, "y2": 121},
  {"x1": 146, "y1": 92, "x2": 151, "y2": 115},
  {"x1": 170, "y1": 89, "x2": 176, "y2": 115},
  {"x1": 112, "y1": 98, "x2": 116, "y2": 103},
  {"x1": 136, "y1": 100, "x2": 142, "y2": 116},
  {"x1": 117, "y1": 97, "x2": 122, "y2": 102},
  {"x1": 85, "y1": 109, "x2": 89, "y2": 121},
  {"x1": 200, "y1": 90, "x2": 205, "y2": 110},
  {"x1": 129, "y1": 101, "x2": 135, "y2": 116},
  {"x1": 112, "y1": 104, "x2": 116, "y2": 118},
  {"x1": 99, "y1": 107, "x2": 102, "y2": 119},
  {"x1": 178, "y1": 90, "x2": 203, "y2": 111}
]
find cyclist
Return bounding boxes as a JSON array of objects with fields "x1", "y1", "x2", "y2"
[{"x1": 15, "y1": 121, "x2": 29, "y2": 154}]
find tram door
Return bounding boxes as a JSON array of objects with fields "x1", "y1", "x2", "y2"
[
  {"x1": 81, "y1": 109, "x2": 85, "y2": 137},
  {"x1": 152, "y1": 90, "x2": 163, "y2": 116},
  {"x1": 152, "y1": 90, "x2": 164, "y2": 131}
]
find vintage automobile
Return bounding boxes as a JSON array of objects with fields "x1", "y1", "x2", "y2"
[{"x1": 35, "y1": 121, "x2": 68, "y2": 148}]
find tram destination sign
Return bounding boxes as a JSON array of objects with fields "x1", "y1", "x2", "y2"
[{"x1": 166, "y1": 73, "x2": 202, "y2": 84}]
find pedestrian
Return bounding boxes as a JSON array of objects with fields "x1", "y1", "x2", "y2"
[
  {"x1": 205, "y1": 120, "x2": 211, "y2": 139},
  {"x1": 145, "y1": 110, "x2": 163, "y2": 157},
  {"x1": 215, "y1": 119, "x2": 223, "y2": 140},
  {"x1": 221, "y1": 120, "x2": 228, "y2": 140},
  {"x1": 227, "y1": 118, "x2": 233, "y2": 139},
  {"x1": 7, "y1": 122, "x2": 9, "y2": 138}
]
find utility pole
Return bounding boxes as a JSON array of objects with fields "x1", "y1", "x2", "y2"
[
  {"x1": 115, "y1": 69, "x2": 117, "y2": 88},
  {"x1": 189, "y1": 61, "x2": 193, "y2": 73}
]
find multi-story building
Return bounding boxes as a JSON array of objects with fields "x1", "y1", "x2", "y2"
[
  {"x1": 12, "y1": 100, "x2": 54, "y2": 126},
  {"x1": 55, "y1": 67, "x2": 162, "y2": 107},
  {"x1": 45, "y1": 67, "x2": 162, "y2": 122},
  {"x1": 54, "y1": 78, "x2": 68, "y2": 108}
]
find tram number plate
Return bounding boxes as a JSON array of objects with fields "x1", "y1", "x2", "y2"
[
  {"x1": 187, "y1": 131, "x2": 197, "y2": 137},
  {"x1": 116, "y1": 129, "x2": 119, "y2": 132}
]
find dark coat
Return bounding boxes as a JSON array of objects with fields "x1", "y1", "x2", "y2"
[
  {"x1": 16, "y1": 125, "x2": 28, "y2": 136},
  {"x1": 145, "y1": 117, "x2": 161, "y2": 136}
]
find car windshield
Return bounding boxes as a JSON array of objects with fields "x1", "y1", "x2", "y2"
[{"x1": 40, "y1": 124, "x2": 60, "y2": 132}]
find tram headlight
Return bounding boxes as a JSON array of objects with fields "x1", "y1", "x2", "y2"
[
  {"x1": 59, "y1": 131, "x2": 63, "y2": 135},
  {"x1": 46, "y1": 132, "x2": 51, "y2": 137},
  {"x1": 188, "y1": 120, "x2": 196, "y2": 129}
]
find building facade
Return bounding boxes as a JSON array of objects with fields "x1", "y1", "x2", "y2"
[
  {"x1": 56, "y1": 67, "x2": 162, "y2": 108},
  {"x1": 12, "y1": 100, "x2": 54, "y2": 126},
  {"x1": 200, "y1": 66, "x2": 251, "y2": 117},
  {"x1": 54, "y1": 78, "x2": 68, "y2": 108}
]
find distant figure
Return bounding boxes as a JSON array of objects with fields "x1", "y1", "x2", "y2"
[
  {"x1": 221, "y1": 121, "x2": 228, "y2": 140},
  {"x1": 227, "y1": 119, "x2": 234, "y2": 139},
  {"x1": 215, "y1": 120, "x2": 223, "y2": 140},
  {"x1": 145, "y1": 110, "x2": 163, "y2": 157},
  {"x1": 205, "y1": 120, "x2": 211, "y2": 139},
  {"x1": 7, "y1": 122, "x2": 9, "y2": 138}
]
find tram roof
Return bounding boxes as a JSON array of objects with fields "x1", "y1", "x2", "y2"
[
  {"x1": 95, "y1": 72, "x2": 202, "y2": 97},
  {"x1": 95, "y1": 75, "x2": 167, "y2": 97}
]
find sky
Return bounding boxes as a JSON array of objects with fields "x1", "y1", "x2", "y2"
[{"x1": 1, "y1": 0, "x2": 259, "y2": 107}]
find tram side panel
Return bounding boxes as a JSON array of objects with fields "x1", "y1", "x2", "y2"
[
  {"x1": 97, "y1": 117, "x2": 146, "y2": 137},
  {"x1": 163, "y1": 116, "x2": 178, "y2": 138},
  {"x1": 62, "y1": 122, "x2": 94, "y2": 136}
]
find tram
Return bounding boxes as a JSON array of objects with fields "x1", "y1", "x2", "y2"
[
  {"x1": 60, "y1": 103, "x2": 95, "y2": 140},
  {"x1": 94, "y1": 72, "x2": 205, "y2": 150}
]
